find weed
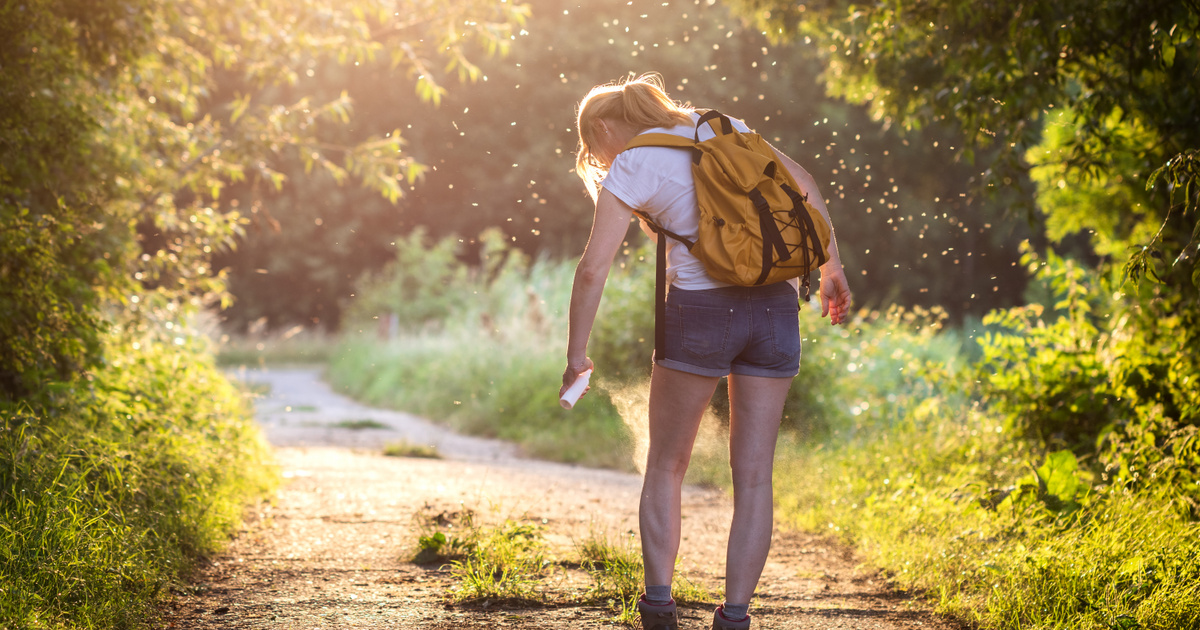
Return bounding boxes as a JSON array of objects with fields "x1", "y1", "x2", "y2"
[
  {"x1": 450, "y1": 521, "x2": 551, "y2": 604},
  {"x1": 576, "y1": 530, "x2": 716, "y2": 624},
  {"x1": 411, "y1": 506, "x2": 554, "y2": 602},
  {"x1": 411, "y1": 506, "x2": 478, "y2": 564},
  {"x1": 578, "y1": 531, "x2": 644, "y2": 621}
]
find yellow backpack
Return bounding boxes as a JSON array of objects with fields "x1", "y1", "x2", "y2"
[{"x1": 622, "y1": 109, "x2": 832, "y2": 299}]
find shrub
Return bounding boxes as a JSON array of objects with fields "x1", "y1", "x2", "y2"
[{"x1": 0, "y1": 327, "x2": 276, "y2": 629}]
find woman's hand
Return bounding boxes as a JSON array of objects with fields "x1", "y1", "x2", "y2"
[
  {"x1": 561, "y1": 357, "x2": 595, "y2": 399},
  {"x1": 819, "y1": 265, "x2": 852, "y2": 326}
]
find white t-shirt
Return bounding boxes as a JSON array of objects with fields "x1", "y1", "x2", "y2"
[{"x1": 601, "y1": 111, "x2": 753, "y2": 290}]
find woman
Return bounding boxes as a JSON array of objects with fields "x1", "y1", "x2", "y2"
[{"x1": 561, "y1": 74, "x2": 851, "y2": 630}]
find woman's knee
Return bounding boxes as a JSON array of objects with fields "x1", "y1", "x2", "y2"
[
  {"x1": 644, "y1": 447, "x2": 693, "y2": 482},
  {"x1": 728, "y1": 457, "x2": 774, "y2": 490}
]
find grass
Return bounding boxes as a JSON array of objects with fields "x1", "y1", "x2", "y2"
[
  {"x1": 575, "y1": 529, "x2": 715, "y2": 624},
  {"x1": 331, "y1": 418, "x2": 391, "y2": 430},
  {"x1": 0, "y1": 328, "x2": 276, "y2": 629},
  {"x1": 408, "y1": 504, "x2": 715, "y2": 623},
  {"x1": 329, "y1": 253, "x2": 640, "y2": 471},
  {"x1": 773, "y1": 403, "x2": 1200, "y2": 630},
  {"x1": 215, "y1": 325, "x2": 339, "y2": 367},
  {"x1": 383, "y1": 440, "x2": 440, "y2": 459},
  {"x1": 450, "y1": 520, "x2": 551, "y2": 603}
]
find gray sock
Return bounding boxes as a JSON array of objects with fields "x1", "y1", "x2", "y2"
[
  {"x1": 721, "y1": 602, "x2": 749, "y2": 621},
  {"x1": 644, "y1": 584, "x2": 672, "y2": 605}
]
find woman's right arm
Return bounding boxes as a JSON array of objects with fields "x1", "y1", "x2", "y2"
[{"x1": 563, "y1": 188, "x2": 635, "y2": 393}]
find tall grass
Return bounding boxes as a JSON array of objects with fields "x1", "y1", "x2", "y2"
[
  {"x1": 330, "y1": 232, "x2": 641, "y2": 469},
  {"x1": 0, "y1": 327, "x2": 276, "y2": 629},
  {"x1": 774, "y1": 393, "x2": 1200, "y2": 629}
]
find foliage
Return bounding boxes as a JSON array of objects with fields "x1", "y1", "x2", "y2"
[
  {"x1": 776, "y1": 405, "x2": 1200, "y2": 630},
  {"x1": 769, "y1": 269, "x2": 1200, "y2": 628},
  {"x1": 0, "y1": 326, "x2": 276, "y2": 629},
  {"x1": 1135, "y1": 150, "x2": 1200, "y2": 289},
  {"x1": 976, "y1": 245, "x2": 1119, "y2": 447},
  {"x1": 1, "y1": 0, "x2": 529, "y2": 398},
  {"x1": 343, "y1": 228, "x2": 474, "y2": 331},
  {"x1": 727, "y1": 0, "x2": 1200, "y2": 294},
  {"x1": 0, "y1": 0, "x2": 143, "y2": 397},
  {"x1": 977, "y1": 245, "x2": 1200, "y2": 513}
]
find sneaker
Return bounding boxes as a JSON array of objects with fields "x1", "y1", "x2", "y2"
[
  {"x1": 711, "y1": 606, "x2": 751, "y2": 630},
  {"x1": 637, "y1": 595, "x2": 679, "y2": 630}
]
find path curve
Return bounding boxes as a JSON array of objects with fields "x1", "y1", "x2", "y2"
[{"x1": 159, "y1": 367, "x2": 963, "y2": 630}]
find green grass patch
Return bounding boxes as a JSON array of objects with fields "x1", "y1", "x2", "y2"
[
  {"x1": 0, "y1": 329, "x2": 276, "y2": 629},
  {"x1": 383, "y1": 440, "x2": 440, "y2": 459},
  {"x1": 576, "y1": 530, "x2": 715, "y2": 624},
  {"x1": 409, "y1": 505, "x2": 714, "y2": 619},
  {"x1": 775, "y1": 408, "x2": 1200, "y2": 629},
  {"x1": 449, "y1": 520, "x2": 551, "y2": 604},
  {"x1": 216, "y1": 326, "x2": 338, "y2": 367},
  {"x1": 331, "y1": 418, "x2": 390, "y2": 430},
  {"x1": 329, "y1": 245, "x2": 639, "y2": 471}
]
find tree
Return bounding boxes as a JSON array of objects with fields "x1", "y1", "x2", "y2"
[
  {"x1": 0, "y1": 0, "x2": 529, "y2": 399},
  {"x1": 0, "y1": 0, "x2": 150, "y2": 397},
  {"x1": 725, "y1": 0, "x2": 1200, "y2": 291},
  {"x1": 218, "y1": 0, "x2": 1036, "y2": 331}
]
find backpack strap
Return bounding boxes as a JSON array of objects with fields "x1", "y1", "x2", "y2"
[
  {"x1": 618, "y1": 109, "x2": 733, "y2": 362},
  {"x1": 652, "y1": 227, "x2": 669, "y2": 362},
  {"x1": 622, "y1": 132, "x2": 702, "y2": 166},
  {"x1": 695, "y1": 109, "x2": 734, "y2": 137},
  {"x1": 629, "y1": 209, "x2": 692, "y2": 364}
]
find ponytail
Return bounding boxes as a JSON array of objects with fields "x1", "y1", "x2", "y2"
[{"x1": 575, "y1": 73, "x2": 693, "y2": 200}]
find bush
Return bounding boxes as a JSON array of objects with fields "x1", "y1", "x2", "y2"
[
  {"x1": 0, "y1": 327, "x2": 276, "y2": 629},
  {"x1": 977, "y1": 245, "x2": 1200, "y2": 510}
]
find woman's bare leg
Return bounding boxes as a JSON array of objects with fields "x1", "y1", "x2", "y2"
[
  {"x1": 640, "y1": 364, "x2": 721, "y2": 587},
  {"x1": 722, "y1": 373, "x2": 791, "y2": 606}
]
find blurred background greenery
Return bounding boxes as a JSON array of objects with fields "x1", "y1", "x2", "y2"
[{"x1": 2, "y1": 0, "x2": 1198, "y2": 628}]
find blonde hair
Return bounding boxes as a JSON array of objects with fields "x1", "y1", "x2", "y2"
[{"x1": 575, "y1": 73, "x2": 693, "y2": 199}]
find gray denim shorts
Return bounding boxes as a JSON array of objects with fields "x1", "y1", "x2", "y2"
[{"x1": 656, "y1": 282, "x2": 801, "y2": 378}]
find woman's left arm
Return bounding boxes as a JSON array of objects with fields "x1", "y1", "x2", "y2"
[
  {"x1": 770, "y1": 145, "x2": 853, "y2": 325},
  {"x1": 563, "y1": 189, "x2": 635, "y2": 394}
]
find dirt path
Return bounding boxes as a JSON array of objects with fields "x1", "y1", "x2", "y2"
[{"x1": 159, "y1": 367, "x2": 962, "y2": 630}]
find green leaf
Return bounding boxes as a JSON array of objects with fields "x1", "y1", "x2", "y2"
[{"x1": 229, "y1": 93, "x2": 251, "y2": 124}]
